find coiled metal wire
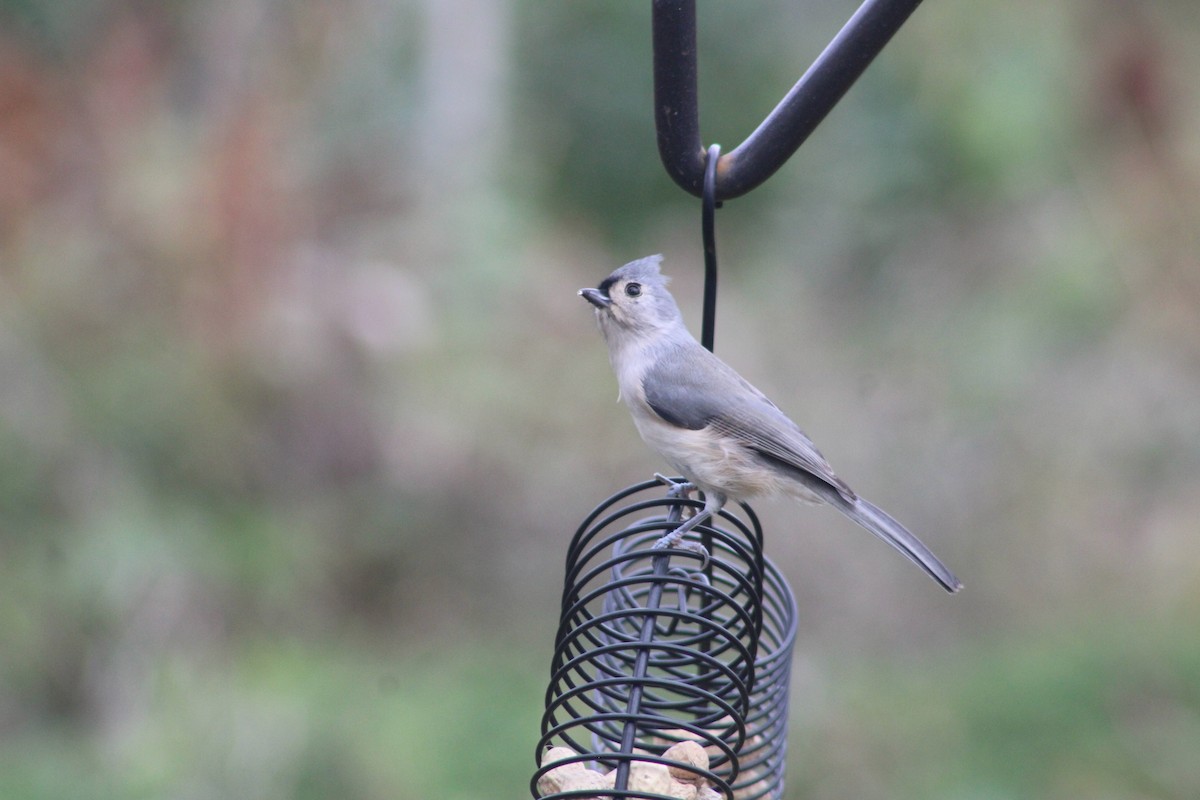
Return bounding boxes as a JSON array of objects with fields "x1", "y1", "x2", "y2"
[{"x1": 534, "y1": 477, "x2": 798, "y2": 799}]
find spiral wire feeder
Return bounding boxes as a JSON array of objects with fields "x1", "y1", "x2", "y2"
[{"x1": 534, "y1": 478, "x2": 798, "y2": 799}]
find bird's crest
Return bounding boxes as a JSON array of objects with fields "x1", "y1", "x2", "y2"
[{"x1": 603, "y1": 254, "x2": 668, "y2": 290}]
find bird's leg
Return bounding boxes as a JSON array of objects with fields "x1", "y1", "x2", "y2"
[{"x1": 652, "y1": 490, "x2": 725, "y2": 565}]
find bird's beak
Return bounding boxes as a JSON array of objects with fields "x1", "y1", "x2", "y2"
[{"x1": 579, "y1": 287, "x2": 611, "y2": 309}]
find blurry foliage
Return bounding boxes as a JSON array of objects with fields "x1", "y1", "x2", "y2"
[
  {"x1": 791, "y1": 616, "x2": 1200, "y2": 800},
  {"x1": 1, "y1": 0, "x2": 1199, "y2": 798}
]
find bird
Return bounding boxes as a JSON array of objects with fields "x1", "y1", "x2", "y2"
[{"x1": 578, "y1": 254, "x2": 962, "y2": 593}]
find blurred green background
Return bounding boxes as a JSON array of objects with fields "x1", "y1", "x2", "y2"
[{"x1": 2, "y1": 1, "x2": 1199, "y2": 798}]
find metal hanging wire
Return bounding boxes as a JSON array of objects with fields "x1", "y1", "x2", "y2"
[{"x1": 700, "y1": 143, "x2": 722, "y2": 353}]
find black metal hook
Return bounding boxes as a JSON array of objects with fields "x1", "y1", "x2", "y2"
[{"x1": 653, "y1": 0, "x2": 926, "y2": 201}]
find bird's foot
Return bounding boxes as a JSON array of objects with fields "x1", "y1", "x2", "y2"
[
  {"x1": 656, "y1": 476, "x2": 697, "y2": 512},
  {"x1": 651, "y1": 530, "x2": 710, "y2": 568},
  {"x1": 654, "y1": 474, "x2": 695, "y2": 497}
]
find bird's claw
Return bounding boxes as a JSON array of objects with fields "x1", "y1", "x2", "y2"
[
  {"x1": 651, "y1": 532, "x2": 710, "y2": 569},
  {"x1": 678, "y1": 540, "x2": 710, "y2": 569}
]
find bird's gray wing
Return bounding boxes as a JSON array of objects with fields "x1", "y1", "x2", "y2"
[
  {"x1": 642, "y1": 346, "x2": 854, "y2": 501},
  {"x1": 643, "y1": 345, "x2": 961, "y2": 593}
]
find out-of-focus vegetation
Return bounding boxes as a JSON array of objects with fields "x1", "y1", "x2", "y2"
[{"x1": 1, "y1": 0, "x2": 1198, "y2": 798}]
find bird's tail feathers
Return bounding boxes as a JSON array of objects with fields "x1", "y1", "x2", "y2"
[
  {"x1": 767, "y1": 458, "x2": 962, "y2": 593},
  {"x1": 841, "y1": 496, "x2": 962, "y2": 593}
]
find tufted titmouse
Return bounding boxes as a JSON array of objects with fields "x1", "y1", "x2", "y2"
[{"x1": 579, "y1": 255, "x2": 962, "y2": 593}]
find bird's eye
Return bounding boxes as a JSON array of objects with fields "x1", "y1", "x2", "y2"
[{"x1": 625, "y1": 282, "x2": 642, "y2": 297}]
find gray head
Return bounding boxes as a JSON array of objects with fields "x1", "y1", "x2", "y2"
[{"x1": 579, "y1": 255, "x2": 684, "y2": 344}]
